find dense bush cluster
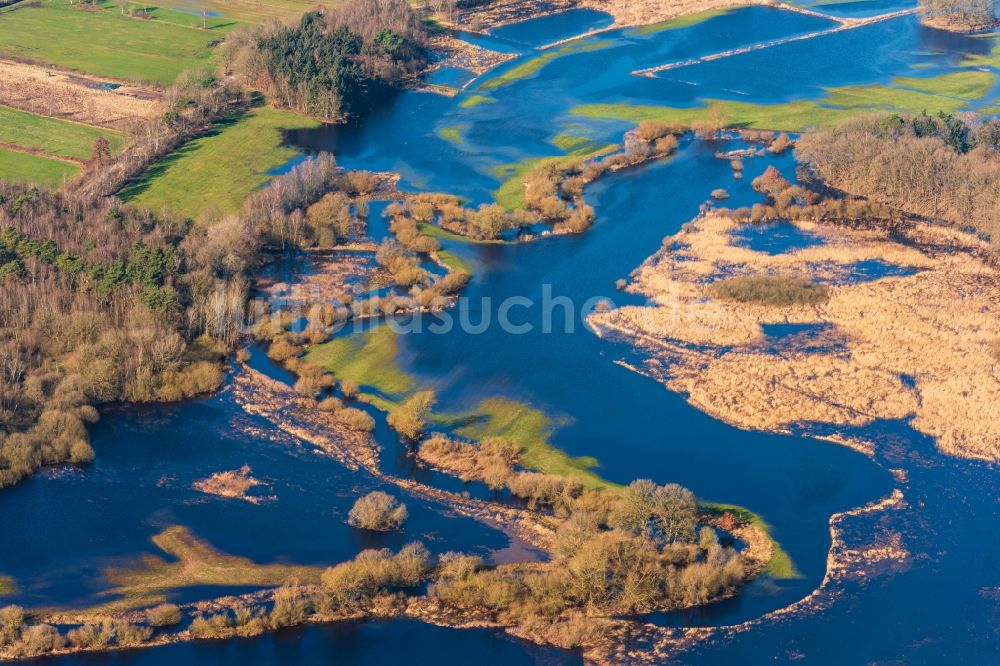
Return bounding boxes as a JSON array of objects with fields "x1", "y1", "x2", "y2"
[
  {"x1": 431, "y1": 479, "x2": 743, "y2": 620},
  {"x1": 347, "y1": 491, "x2": 409, "y2": 531}
]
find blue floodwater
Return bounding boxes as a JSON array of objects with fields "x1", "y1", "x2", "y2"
[
  {"x1": 733, "y1": 220, "x2": 827, "y2": 254},
  {"x1": 4, "y1": 4, "x2": 1000, "y2": 663},
  {"x1": 426, "y1": 66, "x2": 477, "y2": 88},
  {"x1": 838, "y1": 258, "x2": 920, "y2": 282}
]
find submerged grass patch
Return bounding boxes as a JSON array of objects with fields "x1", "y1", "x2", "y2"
[
  {"x1": 305, "y1": 325, "x2": 416, "y2": 399},
  {"x1": 459, "y1": 94, "x2": 496, "y2": 109},
  {"x1": 95, "y1": 526, "x2": 322, "y2": 613},
  {"x1": 120, "y1": 106, "x2": 319, "y2": 218},
  {"x1": 0, "y1": 106, "x2": 123, "y2": 160},
  {"x1": 572, "y1": 70, "x2": 996, "y2": 131},
  {"x1": 0, "y1": 575, "x2": 14, "y2": 597},
  {"x1": 437, "y1": 124, "x2": 466, "y2": 145},
  {"x1": 551, "y1": 133, "x2": 597, "y2": 152},
  {"x1": 435, "y1": 249, "x2": 474, "y2": 274},
  {"x1": 0, "y1": 147, "x2": 80, "y2": 188},
  {"x1": 635, "y1": 7, "x2": 733, "y2": 35},
  {"x1": 479, "y1": 40, "x2": 614, "y2": 91},
  {"x1": 702, "y1": 502, "x2": 800, "y2": 579}
]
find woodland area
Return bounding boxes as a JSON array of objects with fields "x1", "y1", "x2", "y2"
[
  {"x1": 223, "y1": 0, "x2": 429, "y2": 120},
  {"x1": 796, "y1": 112, "x2": 1000, "y2": 245}
]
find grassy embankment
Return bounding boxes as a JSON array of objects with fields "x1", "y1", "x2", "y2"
[
  {"x1": 572, "y1": 70, "x2": 997, "y2": 131},
  {"x1": 0, "y1": 106, "x2": 124, "y2": 186},
  {"x1": 119, "y1": 106, "x2": 320, "y2": 219},
  {"x1": 702, "y1": 502, "x2": 800, "y2": 578},
  {"x1": 303, "y1": 326, "x2": 796, "y2": 575}
]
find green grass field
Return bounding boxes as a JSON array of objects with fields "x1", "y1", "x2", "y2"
[
  {"x1": 305, "y1": 326, "x2": 416, "y2": 399},
  {"x1": 0, "y1": 105, "x2": 123, "y2": 160},
  {"x1": 119, "y1": 106, "x2": 319, "y2": 218},
  {"x1": 572, "y1": 70, "x2": 997, "y2": 132},
  {"x1": 0, "y1": 0, "x2": 230, "y2": 83},
  {"x1": 0, "y1": 148, "x2": 80, "y2": 188},
  {"x1": 443, "y1": 398, "x2": 609, "y2": 490}
]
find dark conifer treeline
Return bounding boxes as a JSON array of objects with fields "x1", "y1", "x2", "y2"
[{"x1": 229, "y1": 0, "x2": 428, "y2": 120}]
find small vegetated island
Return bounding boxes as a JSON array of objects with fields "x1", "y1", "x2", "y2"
[{"x1": 0, "y1": 0, "x2": 998, "y2": 662}]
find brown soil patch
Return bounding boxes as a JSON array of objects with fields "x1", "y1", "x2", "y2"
[
  {"x1": 591, "y1": 215, "x2": 1000, "y2": 463},
  {"x1": 0, "y1": 59, "x2": 163, "y2": 129}
]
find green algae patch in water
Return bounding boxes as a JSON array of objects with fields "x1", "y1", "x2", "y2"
[
  {"x1": 960, "y1": 36, "x2": 1000, "y2": 69},
  {"x1": 634, "y1": 7, "x2": 735, "y2": 35},
  {"x1": 305, "y1": 326, "x2": 416, "y2": 399},
  {"x1": 701, "y1": 502, "x2": 802, "y2": 580},
  {"x1": 0, "y1": 575, "x2": 15, "y2": 597},
  {"x1": 90, "y1": 526, "x2": 324, "y2": 615},
  {"x1": 459, "y1": 94, "x2": 496, "y2": 109}
]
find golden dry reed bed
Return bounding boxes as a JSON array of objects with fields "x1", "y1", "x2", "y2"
[
  {"x1": 0, "y1": 60, "x2": 162, "y2": 130},
  {"x1": 591, "y1": 215, "x2": 1000, "y2": 463}
]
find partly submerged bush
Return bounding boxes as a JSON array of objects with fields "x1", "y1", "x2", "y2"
[{"x1": 348, "y1": 491, "x2": 408, "y2": 531}]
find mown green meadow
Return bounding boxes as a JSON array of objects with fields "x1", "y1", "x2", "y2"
[
  {"x1": 0, "y1": 148, "x2": 80, "y2": 188},
  {"x1": 119, "y1": 106, "x2": 319, "y2": 218},
  {"x1": 0, "y1": 0, "x2": 233, "y2": 83},
  {"x1": 0, "y1": 106, "x2": 123, "y2": 160}
]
